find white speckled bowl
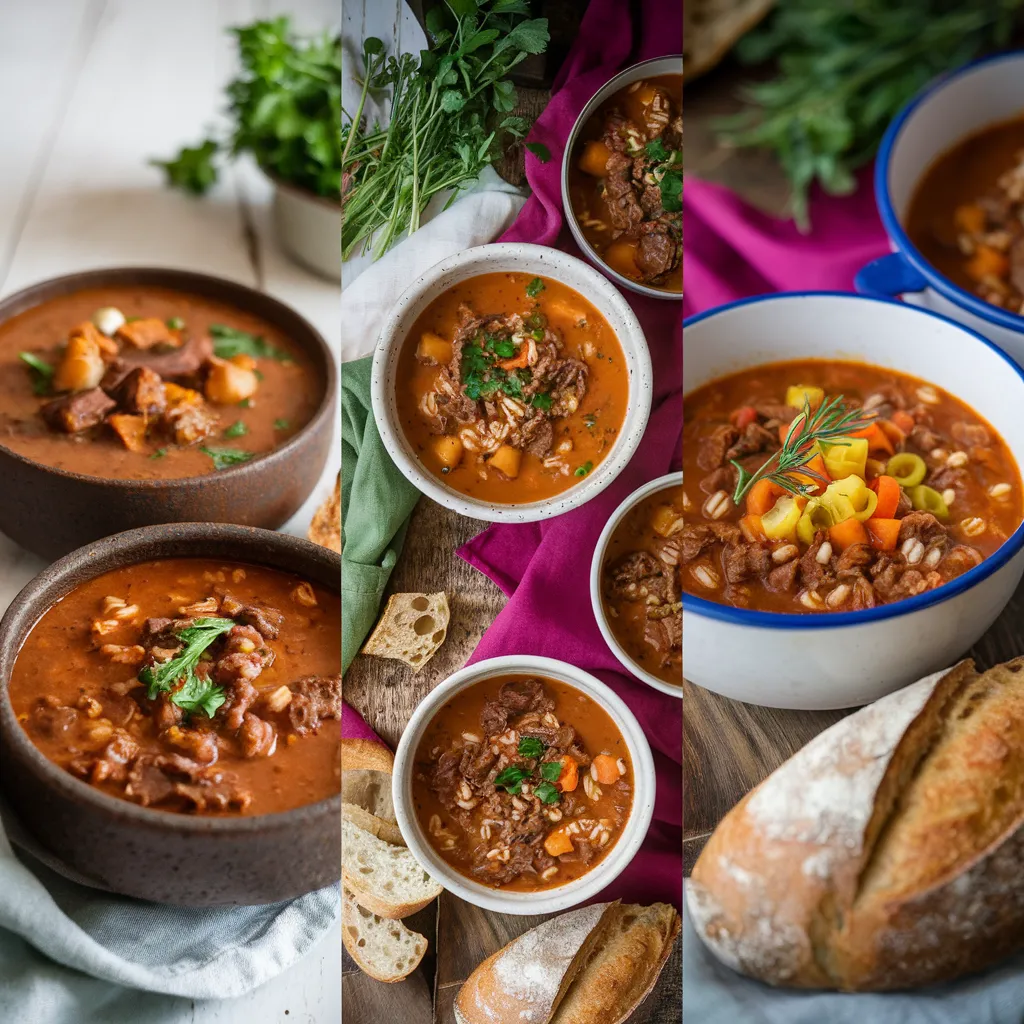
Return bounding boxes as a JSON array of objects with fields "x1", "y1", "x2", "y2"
[
  {"x1": 370, "y1": 243, "x2": 653, "y2": 522},
  {"x1": 591, "y1": 472, "x2": 683, "y2": 698},
  {"x1": 392, "y1": 656, "x2": 656, "y2": 916}
]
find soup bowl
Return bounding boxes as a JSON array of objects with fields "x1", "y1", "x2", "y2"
[
  {"x1": 684, "y1": 292, "x2": 1024, "y2": 710},
  {"x1": 0, "y1": 523, "x2": 341, "y2": 906},
  {"x1": 392, "y1": 655, "x2": 656, "y2": 915},
  {"x1": 856, "y1": 52, "x2": 1024, "y2": 364},
  {"x1": 0, "y1": 267, "x2": 337, "y2": 560},
  {"x1": 371, "y1": 243, "x2": 652, "y2": 522},
  {"x1": 591, "y1": 472, "x2": 683, "y2": 698}
]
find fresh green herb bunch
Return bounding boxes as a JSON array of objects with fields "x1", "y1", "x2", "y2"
[
  {"x1": 717, "y1": 0, "x2": 1024, "y2": 229},
  {"x1": 342, "y1": 0, "x2": 549, "y2": 260},
  {"x1": 153, "y1": 18, "x2": 342, "y2": 199}
]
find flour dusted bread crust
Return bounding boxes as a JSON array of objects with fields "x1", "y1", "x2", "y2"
[
  {"x1": 361, "y1": 592, "x2": 450, "y2": 671},
  {"x1": 688, "y1": 658, "x2": 1024, "y2": 991},
  {"x1": 341, "y1": 736, "x2": 395, "y2": 774}
]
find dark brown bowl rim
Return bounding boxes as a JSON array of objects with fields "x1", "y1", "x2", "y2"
[
  {"x1": 0, "y1": 522, "x2": 341, "y2": 835},
  {"x1": 0, "y1": 266, "x2": 338, "y2": 490}
]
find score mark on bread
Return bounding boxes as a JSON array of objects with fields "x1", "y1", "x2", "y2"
[{"x1": 361, "y1": 592, "x2": 450, "y2": 671}]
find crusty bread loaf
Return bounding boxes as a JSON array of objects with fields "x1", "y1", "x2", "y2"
[
  {"x1": 342, "y1": 818, "x2": 442, "y2": 920},
  {"x1": 341, "y1": 736, "x2": 395, "y2": 774},
  {"x1": 308, "y1": 477, "x2": 340, "y2": 552},
  {"x1": 688, "y1": 658, "x2": 1024, "y2": 991},
  {"x1": 342, "y1": 768, "x2": 396, "y2": 824},
  {"x1": 360, "y1": 592, "x2": 450, "y2": 671},
  {"x1": 342, "y1": 888, "x2": 427, "y2": 983},
  {"x1": 343, "y1": 801, "x2": 406, "y2": 847}
]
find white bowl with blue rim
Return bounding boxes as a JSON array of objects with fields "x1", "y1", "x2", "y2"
[
  {"x1": 684, "y1": 292, "x2": 1024, "y2": 710},
  {"x1": 856, "y1": 52, "x2": 1024, "y2": 364}
]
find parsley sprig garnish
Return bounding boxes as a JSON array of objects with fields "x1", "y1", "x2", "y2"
[
  {"x1": 490, "y1": 736, "x2": 563, "y2": 805},
  {"x1": 209, "y1": 324, "x2": 290, "y2": 362},
  {"x1": 461, "y1": 333, "x2": 531, "y2": 401},
  {"x1": 19, "y1": 352, "x2": 54, "y2": 395},
  {"x1": 201, "y1": 446, "x2": 255, "y2": 471}
]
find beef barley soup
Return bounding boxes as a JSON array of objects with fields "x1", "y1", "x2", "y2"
[
  {"x1": 602, "y1": 484, "x2": 683, "y2": 685},
  {"x1": 9, "y1": 559, "x2": 341, "y2": 816},
  {"x1": 414, "y1": 674, "x2": 633, "y2": 892},
  {"x1": 396, "y1": 272, "x2": 629, "y2": 503},
  {"x1": 0, "y1": 286, "x2": 321, "y2": 479},
  {"x1": 682, "y1": 360, "x2": 1022, "y2": 613}
]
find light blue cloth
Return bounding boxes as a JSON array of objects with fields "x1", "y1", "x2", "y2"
[
  {"x1": 0, "y1": 795, "x2": 339, "y2": 1023},
  {"x1": 683, "y1": 887, "x2": 1024, "y2": 1023}
]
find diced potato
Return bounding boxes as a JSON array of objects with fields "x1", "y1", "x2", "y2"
[
  {"x1": 230, "y1": 353, "x2": 257, "y2": 372},
  {"x1": 603, "y1": 240, "x2": 640, "y2": 280},
  {"x1": 651, "y1": 503, "x2": 683, "y2": 538},
  {"x1": 632, "y1": 82, "x2": 660, "y2": 108},
  {"x1": 432, "y1": 435, "x2": 463, "y2": 470},
  {"x1": 54, "y1": 334, "x2": 105, "y2": 392},
  {"x1": 543, "y1": 297, "x2": 589, "y2": 327},
  {"x1": 785, "y1": 385, "x2": 825, "y2": 410},
  {"x1": 489, "y1": 444, "x2": 521, "y2": 480},
  {"x1": 108, "y1": 413, "x2": 148, "y2": 453},
  {"x1": 164, "y1": 382, "x2": 203, "y2": 407},
  {"x1": 205, "y1": 357, "x2": 258, "y2": 405},
  {"x1": 416, "y1": 331, "x2": 453, "y2": 366},
  {"x1": 578, "y1": 140, "x2": 614, "y2": 177},
  {"x1": 72, "y1": 320, "x2": 118, "y2": 358},
  {"x1": 954, "y1": 203, "x2": 985, "y2": 235}
]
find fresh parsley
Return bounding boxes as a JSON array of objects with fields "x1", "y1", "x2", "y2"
[
  {"x1": 200, "y1": 446, "x2": 255, "y2": 471},
  {"x1": 19, "y1": 352, "x2": 54, "y2": 395},
  {"x1": 209, "y1": 324, "x2": 289, "y2": 362},
  {"x1": 238, "y1": 398, "x2": 253, "y2": 408},
  {"x1": 517, "y1": 736, "x2": 545, "y2": 759},
  {"x1": 534, "y1": 780, "x2": 560, "y2": 804},
  {"x1": 530, "y1": 392, "x2": 553, "y2": 411},
  {"x1": 493, "y1": 765, "x2": 529, "y2": 795},
  {"x1": 525, "y1": 141, "x2": 551, "y2": 163},
  {"x1": 166, "y1": 317, "x2": 185, "y2": 330},
  {"x1": 150, "y1": 448, "x2": 168, "y2": 459},
  {"x1": 659, "y1": 170, "x2": 682, "y2": 213},
  {"x1": 223, "y1": 420, "x2": 248, "y2": 439},
  {"x1": 645, "y1": 138, "x2": 669, "y2": 161},
  {"x1": 525, "y1": 277, "x2": 545, "y2": 298},
  {"x1": 540, "y1": 760, "x2": 563, "y2": 783},
  {"x1": 273, "y1": 417, "x2": 290, "y2": 430}
]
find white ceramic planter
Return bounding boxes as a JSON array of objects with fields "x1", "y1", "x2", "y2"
[
  {"x1": 591, "y1": 472, "x2": 683, "y2": 698},
  {"x1": 271, "y1": 178, "x2": 341, "y2": 281},
  {"x1": 391, "y1": 656, "x2": 656, "y2": 916},
  {"x1": 857, "y1": 53, "x2": 1024, "y2": 365},
  {"x1": 684, "y1": 292, "x2": 1024, "y2": 710},
  {"x1": 371, "y1": 243, "x2": 653, "y2": 522}
]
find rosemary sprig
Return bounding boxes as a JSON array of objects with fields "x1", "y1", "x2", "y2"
[{"x1": 731, "y1": 395, "x2": 876, "y2": 506}]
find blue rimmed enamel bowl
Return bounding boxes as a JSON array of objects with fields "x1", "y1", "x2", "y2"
[
  {"x1": 856, "y1": 52, "x2": 1024, "y2": 365},
  {"x1": 683, "y1": 292, "x2": 1024, "y2": 710}
]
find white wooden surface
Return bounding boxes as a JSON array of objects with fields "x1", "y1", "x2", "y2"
[{"x1": 0, "y1": 1, "x2": 341, "y2": 1020}]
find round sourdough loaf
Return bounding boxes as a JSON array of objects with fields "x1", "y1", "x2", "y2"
[{"x1": 688, "y1": 658, "x2": 1024, "y2": 990}]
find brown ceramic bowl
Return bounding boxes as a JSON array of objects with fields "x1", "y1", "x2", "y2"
[
  {"x1": 0, "y1": 523, "x2": 340, "y2": 907},
  {"x1": 0, "y1": 267, "x2": 337, "y2": 561}
]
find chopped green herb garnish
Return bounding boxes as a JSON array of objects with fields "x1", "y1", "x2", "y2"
[
  {"x1": 525, "y1": 277, "x2": 545, "y2": 298},
  {"x1": 645, "y1": 138, "x2": 669, "y2": 162},
  {"x1": 530, "y1": 328, "x2": 545, "y2": 342},
  {"x1": 530, "y1": 392, "x2": 553, "y2": 411},
  {"x1": 166, "y1": 317, "x2": 185, "y2": 330},
  {"x1": 540, "y1": 760, "x2": 563, "y2": 783},
  {"x1": 273, "y1": 418, "x2": 290, "y2": 431},
  {"x1": 253, "y1": 368, "x2": 265, "y2": 382},
  {"x1": 659, "y1": 170, "x2": 682, "y2": 213},
  {"x1": 493, "y1": 765, "x2": 529, "y2": 795},
  {"x1": 492, "y1": 338, "x2": 517, "y2": 358},
  {"x1": 209, "y1": 324, "x2": 290, "y2": 362},
  {"x1": 583, "y1": 413, "x2": 597, "y2": 429},
  {"x1": 223, "y1": 420, "x2": 248, "y2": 439},
  {"x1": 138, "y1": 616, "x2": 234, "y2": 717},
  {"x1": 200, "y1": 446, "x2": 255, "y2": 471},
  {"x1": 19, "y1": 352, "x2": 54, "y2": 395},
  {"x1": 574, "y1": 461, "x2": 594, "y2": 478},
  {"x1": 534, "y1": 781, "x2": 560, "y2": 804},
  {"x1": 238, "y1": 398, "x2": 253, "y2": 408},
  {"x1": 517, "y1": 736, "x2": 545, "y2": 759},
  {"x1": 525, "y1": 142, "x2": 552, "y2": 163},
  {"x1": 150, "y1": 448, "x2": 168, "y2": 459}
]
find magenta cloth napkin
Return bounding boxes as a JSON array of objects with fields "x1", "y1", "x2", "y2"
[
  {"x1": 341, "y1": 702, "x2": 381, "y2": 744},
  {"x1": 458, "y1": 0, "x2": 683, "y2": 909},
  {"x1": 683, "y1": 170, "x2": 891, "y2": 316}
]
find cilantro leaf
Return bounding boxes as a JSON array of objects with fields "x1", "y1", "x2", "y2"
[
  {"x1": 200, "y1": 446, "x2": 255, "y2": 471},
  {"x1": 150, "y1": 139, "x2": 221, "y2": 196},
  {"x1": 150, "y1": 448, "x2": 168, "y2": 459},
  {"x1": 223, "y1": 420, "x2": 248, "y2": 439},
  {"x1": 166, "y1": 317, "x2": 185, "y2": 330},
  {"x1": 19, "y1": 352, "x2": 54, "y2": 395},
  {"x1": 534, "y1": 780, "x2": 560, "y2": 804},
  {"x1": 525, "y1": 142, "x2": 551, "y2": 163},
  {"x1": 273, "y1": 418, "x2": 290, "y2": 430},
  {"x1": 493, "y1": 765, "x2": 528, "y2": 794},
  {"x1": 659, "y1": 170, "x2": 682, "y2": 213},
  {"x1": 517, "y1": 736, "x2": 545, "y2": 758},
  {"x1": 530, "y1": 392, "x2": 553, "y2": 411},
  {"x1": 209, "y1": 324, "x2": 290, "y2": 362},
  {"x1": 525, "y1": 277, "x2": 545, "y2": 298},
  {"x1": 540, "y1": 760, "x2": 563, "y2": 783},
  {"x1": 645, "y1": 138, "x2": 669, "y2": 162},
  {"x1": 492, "y1": 339, "x2": 517, "y2": 358}
]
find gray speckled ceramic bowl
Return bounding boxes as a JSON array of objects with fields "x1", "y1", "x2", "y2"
[
  {"x1": 0, "y1": 523, "x2": 340, "y2": 907},
  {"x1": 370, "y1": 243, "x2": 653, "y2": 522}
]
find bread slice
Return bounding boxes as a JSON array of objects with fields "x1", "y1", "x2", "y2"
[
  {"x1": 360, "y1": 592, "x2": 450, "y2": 672},
  {"x1": 342, "y1": 888, "x2": 427, "y2": 983},
  {"x1": 455, "y1": 903, "x2": 613, "y2": 1024},
  {"x1": 342, "y1": 768, "x2": 397, "y2": 823},
  {"x1": 684, "y1": 0, "x2": 775, "y2": 81},
  {"x1": 552, "y1": 903, "x2": 680, "y2": 1024},
  {"x1": 308, "y1": 477, "x2": 340, "y2": 552},
  {"x1": 343, "y1": 801, "x2": 406, "y2": 847},
  {"x1": 343, "y1": 818, "x2": 442, "y2": 919},
  {"x1": 341, "y1": 736, "x2": 395, "y2": 774}
]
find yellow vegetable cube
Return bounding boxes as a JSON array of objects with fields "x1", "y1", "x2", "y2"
[
  {"x1": 650, "y1": 503, "x2": 683, "y2": 538},
  {"x1": 785, "y1": 385, "x2": 825, "y2": 411},
  {"x1": 416, "y1": 332, "x2": 453, "y2": 366},
  {"x1": 432, "y1": 435, "x2": 463, "y2": 470},
  {"x1": 821, "y1": 436, "x2": 868, "y2": 481},
  {"x1": 578, "y1": 140, "x2": 614, "y2": 177},
  {"x1": 489, "y1": 444, "x2": 522, "y2": 479}
]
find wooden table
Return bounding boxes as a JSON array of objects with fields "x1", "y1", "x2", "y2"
[
  {"x1": 0, "y1": 2, "x2": 341, "y2": 1020},
  {"x1": 682, "y1": 56, "x2": 1024, "y2": 874}
]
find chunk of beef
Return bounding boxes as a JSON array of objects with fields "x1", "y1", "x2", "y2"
[
  {"x1": 939, "y1": 544, "x2": 983, "y2": 580},
  {"x1": 70, "y1": 731, "x2": 139, "y2": 785},
  {"x1": 113, "y1": 333, "x2": 213, "y2": 382},
  {"x1": 725, "y1": 422, "x2": 778, "y2": 462},
  {"x1": 604, "y1": 153, "x2": 644, "y2": 233},
  {"x1": 680, "y1": 522, "x2": 741, "y2": 563},
  {"x1": 928, "y1": 466, "x2": 968, "y2": 492},
  {"x1": 214, "y1": 624, "x2": 275, "y2": 730},
  {"x1": 836, "y1": 544, "x2": 874, "y2": 577},
  {"x1": 639, "y1": 185, "x2": 663, "y2": 220},
  {"x1": 498, "y1": 677, "x2": 553, "y2": 715},
  {"x1": 799, "y1": 535, "x2": 832, "y2": 590},
  {"x1": 722, "y1": 540, "x2": 771, "y2": 584},
  {"x1": 1010, "y1": 235, "x2": 1024, "y2": 297},
  {"x1": 644, "y1": 611, "x2": 681, "y2": 657},
  {"x1": 909, "y1": 425, "x2": 942, "y2": 452},
  {"x1": 546, "y1": 359, "x2": 589, "y2": 418},
  {"x1": 635, "y1": 224, "x2": 675, "y2": 282},
  {"x1": 164, "y1": 725, "x2": 218, "y2": 764},
  {"x1": 863, "y1": 384, "x2": 908, "y2": 412},
  {"x1": 700, "y1": 466, "x2": 735, "y2": 495},
  {"x1": 29, "y1": 696, "x2": 78, "y2": 737},
  {"x1": 238, "y1": 712, "x2": 277, "y2": 758},
  {"x1": 850, "y1": 577, "x2": 877, "y2": 610},
  {"x1": 41, "y1": 388, "x2": 116, "y2": 433},
  {"x1": 897, "y1": 512, "x2": 947, "y2": 547},
  {"x1": 110, "y1": 366, "x2": 166, "y2": 416},
  {"x1": 125, "y1": 752, "x2": 251, "y2": 812},
  {"x1": 766, "y1": 558, "x2": 800, "y2": 593},
  {"x1": 950, "y1": 421, "x2": 990, "y2": 448},
  {"x1": 236, "y1": 604, "x2": 284, "y2": 641},
  {"x1": 459, "y1": 744, "x2": 499, "y2": 786},
  {"x1": 288, "y1": 674, "x2": 343, "y2": 735},
  {"x1": 518, "y1": 415, "x2": 554, "y2": 457},
  {"x1": 895, "y1": 489, "x2": 913, "y2": 519},
  {"x1": 752, "y1": 403, "x2": 797, "y2": 425},
  {"x1": 479, "y1": 700, "x2": 508, "y2": 737},
  {"x1": 698, "y1": 424, "x2": 739, "y2": 471},
  {"x1": 605, "y1": 551, "x2": 676, "y2": 603}
]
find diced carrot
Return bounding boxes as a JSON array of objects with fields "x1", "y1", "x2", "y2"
[
  {"x1": 731, "y1": 405, "x2": 757, "y2": 430},
  {"x1": 877, "y1": 419, "x2": 905, "y2": 447},
  {"x1": 591, "y1": 754, "x2": 621, "y2": 785},
  {"x1": 746, "y1": 479, "x2": 785, "y2": 517},
  {"x1": 870, "y1": 475, "x2": 901, "y2": 519},
  {"x1": 543, "y1": 829, "x2": 574, "y2": 858},
  {"x1": 791, "y1": 453, "x2": 830, "y2": 496},
  {"x1": 778, "y1": 419, "x2": 806, "y2": 446},
  {"x1": 738, "y1": 513, "x2": 767, "y2": 543},
  {"x1": 954, "y1": 203, "x2": 986, "y2": 236},
  {"x1": 964, "y1": 245, "x2": 1009, "y2": 283},
  {"x1": 558, "y1": 755, "x2": 578, "y2": 793},
  {"x1": 891, "y1": 410, "x2": 916, "y2": 435},
  {"x1": 852, "y1": 422, "x2": 895, "y2": 456},
  {"x1": 829, "y1": 518, "x2": 869, "y2": 551},
  {"x1": 865, "y1": 518, "x2": 901, "y2": 551},
  {"x1": 498, "y1": 346, "x2": 531, "y2": 370}
]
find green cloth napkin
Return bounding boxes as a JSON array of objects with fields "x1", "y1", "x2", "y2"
[{"x1": 341, "y1": 357, "x2": 421, "y2": 674}]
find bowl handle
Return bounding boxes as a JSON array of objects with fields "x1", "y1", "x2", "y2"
[{"x1": 854, "y1": 252, "x2": 928, "y2": 299}]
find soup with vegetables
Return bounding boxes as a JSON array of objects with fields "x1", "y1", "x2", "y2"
[
  {"x1": 413, "y1": 674, "x2": 633, "y2": 892},
  {"x1": 907, "y1": 114, "x2": 1024, "y2": 315},
  {"x1": 396, "y1": 272, "x2": 629, "y2": 503},
  {"x1": 9, "y1": 559, "x2": 341, "y2": 816},
  {"x1": 682, "y1": 361, "x2": 1022, "y2": 613},
  {"x1": 568, "y1": 74, "x2": 682, "y2": 291},
  {"x1": 0, "y1": 286, "x2": 321, "y2": 479}
]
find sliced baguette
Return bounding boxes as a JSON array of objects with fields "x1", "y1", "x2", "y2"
[
  {"x1": 360, "y1": 592, "x2": 450, "y2": 672},
  {"x1": 341, "y1": 736, "x2": 395, "y2": 774},
  {"x1": 342, "y1": 818, "x2": 442, "y2": 920},
  {"x1": 343, "y1": 801, "x2": 406, "y2": 847},
  {"x1": 342, "y1": 888, "x2": 426, "y2": 983},
  {"x1": 342, "y1": 768, "x2": 397, "y2": 823}
]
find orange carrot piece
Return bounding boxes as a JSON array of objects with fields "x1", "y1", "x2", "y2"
[
  {"x1": 791, "y1": 452, "x2": 830, "y2": 495},
  {"x1": 964, "y1": 245, "x2": 1009, "y2": 283},
  {"x1": 738, "y1": 513, "x2": 767, "y2": 543},
  {"x1": 954, "y1": 203, "x2": 986, "y2": 235},
  {"x1": 543, "y1": 829, "x2": 574, "y2": 857},
  {"x1": 591, "y1": 754, "x2": 620, "y2": 785},
  {"x1": 870, "y1": 475, "x2": 901, "y2": 520},
  {"x1": 865, "y1": 518, "x2": 901, "y2": 551},
  {"x1": 731, "y1": 405, "x2": 757, "y2": 430},
  {"x1": 829, "y1": 518, "x2": 869, "y2": 552},
  {"x1": 746, "y1": 479, "x2": 785, "y2": 517},
  {"x1": 891, "y1": 410, "x2": 916, "y2": 435},
  {"x1": 558, "y1": 755, "x2": 578, "y2": 793},
  {"x1": 852, "y1": 422, "x2": 895, "y2": 456}
]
